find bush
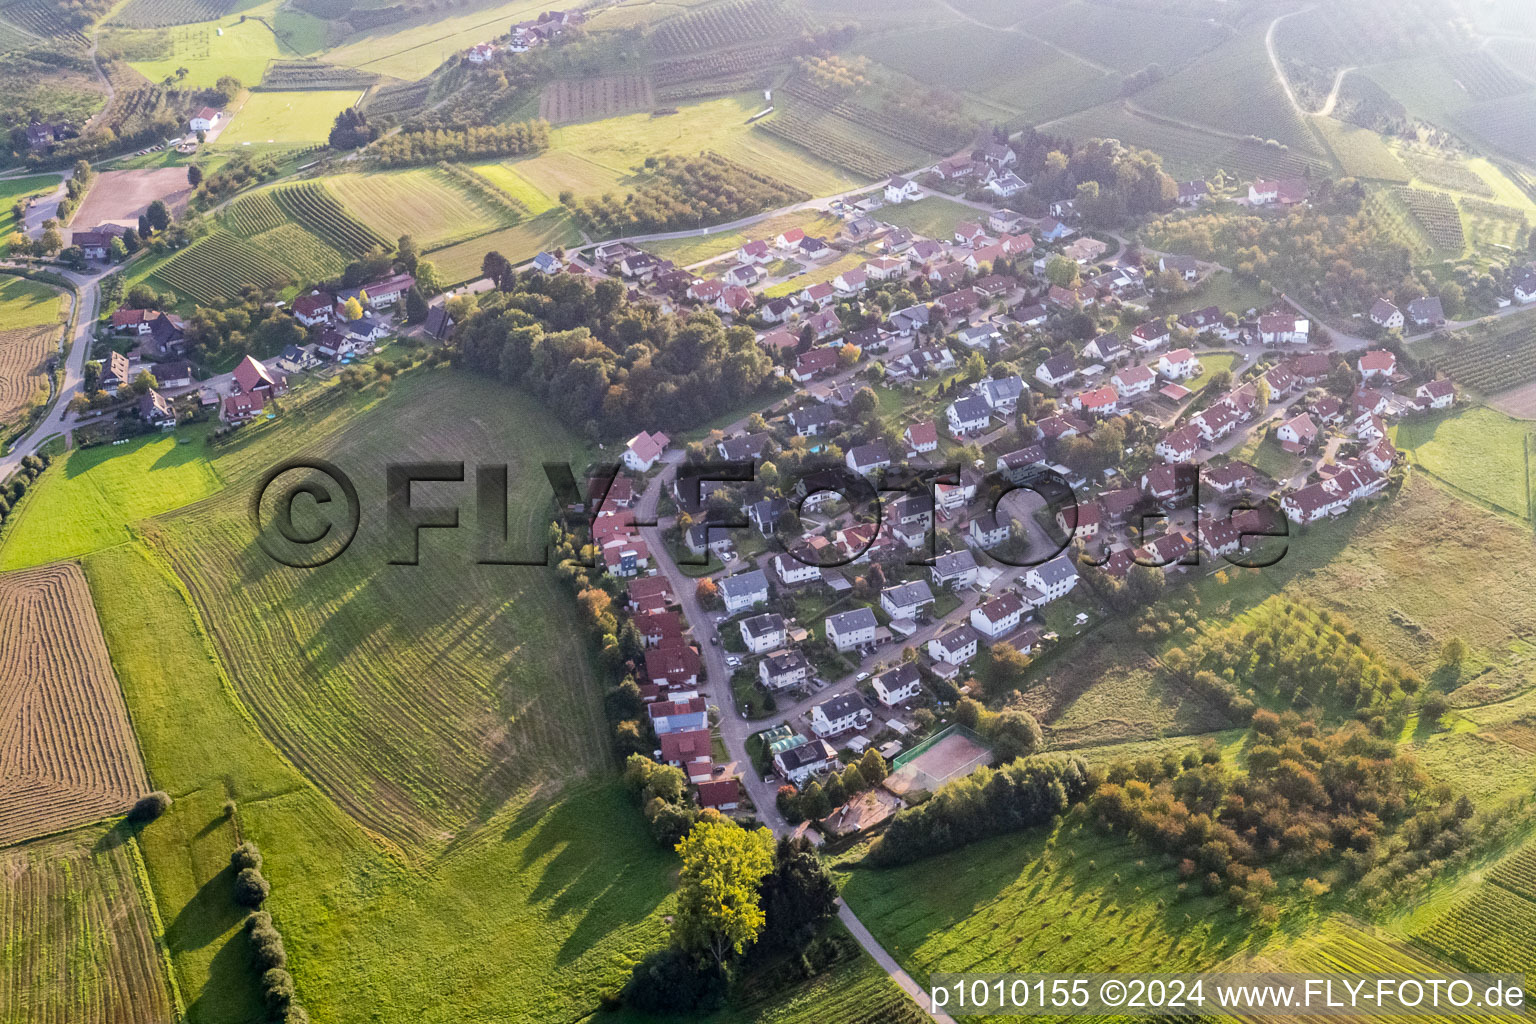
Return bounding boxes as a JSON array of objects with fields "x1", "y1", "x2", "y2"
[
  {"x1": 127, "y1": 791, "x2": 172, "y2": 823},
  {"x1": 230, "y1": 841, "x2": 263, "y2": 873},
  {"x1": 234, "y1": 867, "x2": 271, "y2": 907},
  {"x1": 260, "y1": 967, "x2": 295, "y2": 1015},
  {"x1": 249, "y1": 924, "x2": 287, "y2": 970},
  {"x1": 621, "y1": 946, "x2": 726, "y2": 1015}
]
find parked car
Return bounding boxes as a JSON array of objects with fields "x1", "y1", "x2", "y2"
[{"x1": 856, "y1": 671, "x2": 869, "y2": 681}]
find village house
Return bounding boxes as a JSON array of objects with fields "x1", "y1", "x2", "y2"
[
  {"x1": 1063, "y1": 237, "x2": 1108, "y2": 265},
  {"x1": 1036, "y1": 353, "x2": 1077, "y2": 389},
  {"x1": 884, "y1": 176, "x2": 923, "y2": 203},
  {"x1": 775, "y1": 739, "x2": 838, "y2": 784},
  {"x1": 788, "y1": 403, "x2": 839, "y2": 437},
  {"x1": 968, "y1": 511, "x2": 1011, "y2": 549},
  {"x1": 623, "y1": 430, "x2": 670, "y2": 472},
  {"x1": 970, "y1": 592, "x2": 1024, "y2": 640},
  {"x1": 846, "y1": 442, "x2": 893, "y2": 477},
  {"x1": 1158, "y1": 255, "x2": 1200, "y2": 281},
  {"x1": 1057, "y1": 499, "x2": 1102, "y2": 540},
  {"x1": 1280, "y1": 463, "x2": 1387, "y2": 523},
  {"x1": 139, "y1": 389, "x2": 176, "y2": 428},
  {"x1": 648, "y1": 696, "x2": 708, "y2": 736},
  {"x1": 1156, "y1": 423, "x2": 1202, "y2": 463},
  {"x1": 189, "y1": 106, "x2": 221, "y2": 132},
  {"x1": 791, "y1": 347, "x2": 839, "y2": 382},
  {"x1": 996, "y1": 445, "x2": 1045, "y2": 484},
  {"x1": 1248, "y1": 178, "x2": 1307, "y2": 206},
  {"x1": 1416, "y1": 378, "x2": 1455, "y2": 410},
  {"x1": 1111, "y1": 364, "x2": 1156, "y2": 399},
  {"x1": 1025, "y1": 555, "x2": 1078, "y2": 603},
  {"x1": 1259, "y1": 313, "x2": 1309, "y2": 345},
  {"x1": 1157, "y1": 348, "x2": 1201, "y2": 380},
  {"x1": 904, "y1": 420, "x2": 939, "y2": 456},
  {"x1": 946, "y1": 394, "x2": 992, "y2": 435},
  {"x1": 1177, "y1": 180, "x2": 1210, "y2": 205},
  {"x1": 872, "y1": 663, "x2": 922, "y2": 707},
  {"x1": 880, "y1": 581, "x2": 935, "y2": 621},
  {"x1": 927, "y1": 622, "x2": 980, "y2": 667},
  {"x1": 1083, "y1": 332, "x2": 1124, "y2": 363},
  {"x1": 774, "y1": 552, "x2": 822, "y2": 586},
  {"x1": 659, "y1": 728, "x2": 711, "y2": 768},
  {"x1": 1406, "y1": 296, "x2": 1445, "y2": 327},
  {"x1": 1277, "y1": 412, "x2": 1319, "y2": 452},
  {"x1": 720, "y1": 570, "x2": 769, "y2": 616},
  {"x1": 1369, "y1": 298, "x2": 1404, "y2": 331},
  {"x1": 1072, "y1": 384, "x2": 1120, "y2": 417},
  {"x1": 760, "y1": 649, "x2": 812, "y2": 690},
  {"x1": 1143, "y1": 462, "x2": 1196, "y2": 508},
  {"x1": 931, "y1": 549, "x2": 979, "y2": 589},
  {"x1": 1130, "y1": 319, "x2": 1170, "y2": 352},
  {"x1": 978, "y1": 375, "x2": 1027, "y2": 413},
  {"x1": 220, "y1": 391, "x2": 264, "y2": 425},
  {"x1": 825, "y1": 607, "x2": 878, "y2": 652},
  {"x1": 1359, "y1": 349, "x2": 1397, "y2": 380},
  {"x1": 936, "y1": 466, "x2": 982, "y2": 515},
  {"x1": 740, "y1": 612, "x2": 787, "y2": 654},
  {"x1": 987, "y1": 171, "x2": 1027, "y2": 198}
]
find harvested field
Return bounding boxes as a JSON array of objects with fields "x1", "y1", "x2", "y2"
[
  {"x1": 0, "y1": 325, "x2": 61, "y2": 432},
  {"x1": 0, "y1": 563, "x2": 149, "y2": 846},
  {"x1": 0, "y1": 822, "x2": 176, "y2": 1023},
  {"x1": 538, "y1": 74, "x2": 654, "y2": 124},
  {"x1": 326, "y1": 168, "x2": 518, "y2": 251},
  {"x1": 69, "y1": 168, "x2": 194, "y2": 231}
]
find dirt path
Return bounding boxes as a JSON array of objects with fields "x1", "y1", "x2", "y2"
[
  {"x1": 1316, "y1": 66, "x2": 1356, "y2": 117},
  {"x1": 1265, "y1": 6, "x2": 1314, "y2": 117},
  {"x1": 929, "y1": 0, "x2": 1117, "y2": 77}
]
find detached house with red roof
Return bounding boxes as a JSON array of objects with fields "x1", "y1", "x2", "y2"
[
  {"x1": 623, "y1": 430, "x2": 670, "y2": 472},
  {"x1": 1358, "y1": 349, "x2": 1397, "y2": 380},
  {"x1": 904, "y1": 420, "x2": 938, "y2": 456}
]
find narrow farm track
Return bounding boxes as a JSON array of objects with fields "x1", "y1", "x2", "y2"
[
  {"x1": 1317, "y1": 65, "x2": 1356, "y2": 117},
  {"x1": 1265, "y1": 6, "x2": 1315, "y2": 116}
]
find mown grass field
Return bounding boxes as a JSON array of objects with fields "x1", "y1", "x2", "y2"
[
  {"x1": 219, "y1": 90, "x2": 362, "y2": 145},
  {"x1": 1315, "y1": 117, "x2": 1411, "y2": 182},
  {"x1": 129, "y1": 13, "x2": 295, "y2": 90},
  {"x1": 0, "y1": 275, "x2": 66, "y2": 329},
  {"x1": 325, "y1": 167, "x2": 519, "y2": 250},
  {"x1": 0, "y1": 820, "x2": 178, "y2": 1024},
  {"x1": 1390, "y1": 405, "x2": 1534, "y2": 521},
  {"x1": 320, "y1": 0, "x2": 550, "y2": 80},
  {"x1": 137, "y1": 370, "x2": 610, "y2": 854},
  {"x1": 86, "y1": 536, "x2": 675, "y2": 1024},
  {"x1": 469, "y1": 159, "x2": 563, "y2": 214},
  {"x1": 545, "y1": 93, "x2": 863, "y2": 198},
  {"x1": 875, "y1": 196, "x2": 978, "y2": 241},
  {"x1": 0, "y1": 427, "x2": 224, "y2": 571}
]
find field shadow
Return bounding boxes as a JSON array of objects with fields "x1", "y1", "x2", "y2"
[
  {"x1": 183, "y1": 926, "x2": 264, "y2": 1024},
  {"x1": 92, "y1": 817, "x2": 136, "y2": 853},
  {"x1": 167, "y1": 864, "x2": 245, "y2": 954}
]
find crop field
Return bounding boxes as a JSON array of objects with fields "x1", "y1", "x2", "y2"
[
  {"x1": 113, "y1": 0, "x2": 234, "y2": 28},
  {"x1": 700, "y1": 953, "x2": 928, "y2": 1024},
  {"x1": 1391, "y1": 406, "x2": 1534, "y2": 520},
  {"x1": 427, "y1": 209, "x2": 582, "y2": 284},
  {"x1": 363, "y1": 79, "x2": 430, "y2": 119},
  {"x1": 547, "y1": 93, "x2": 860, "y2": 197},
  {"x1": 0, "y1": 562, "x2": 149, "y2": 846},
  {"x1": 0, "y1": 822, "x2": 176, "y2": 1024},
  {"x1": 1137, "y1": 24, "x2": 1324, "y2": 159},
  {"x1": 653, "y1": 42, "x2": 785, "y2": 101},
  {"x1": 1236, "y1": 921, "x2": 1472, "y2": 992},
  {"x1": 0, "y1": 0, "x2": 88, "y2": 46},
  {"x1": 1457, "y1": 93, "x2": 1536, "y2": 163},
  {"x1": 271, "y1": 182, "x2": 389, "y2": 256},
  {"x1": 326, "y1": 168, "x2": 518, "y2": 250},
  {"x1": 0, "y1": 325, "x2": 58, "y2": 432},
  {"x1": 539, "y1": 74, "x2": 655, "y2": 124},
  {"x1": 153, "y1": 231, "x2": 287, "y2": 304},
  {"x1": 1393, "y1": 187, "x2": 1466, "y2": 251},
  {"x1": 0, "y1": 275, "x2": 65, "y2": 330},
  {"x1": 85, "y1": 537, "x2": 674, "y2": 1024},
  {"x1": 783, "y1": 81, "x2": 968, "y2": 156},
  {"x1": 1401, "y1": 149, "x2": 1497, "y2": 196},
  {"x1": 247, "y1": 222, "x2": 351, "y2": 281},
  {"x1": 139, "y1": 371, "x2": 617, "y2": 853},
  {"x1": 650, "y1": 0, "x2": 799, "y2": 56},
  {"x1": 838, "y1": 818, "x2": 1250, "y2": 984},
  {"x1": 0, "y1": 428, "x2": 223, "y2": 572},
  {"x1": 1048, "y1": 102, "x2": 1320, "y2": 181},
  {"x1": 1315, "y1": 118, "x2": 1410, "y2": 181},
  {"x1": 1429, "y1": 322, "x2": 1536, "y2": 394},
  {"x1": 467, "y1": 160, "x2": 561, "y2": 214},
  {"x1": 219, "y1": 89, "x2": 360, "y2": 144}
]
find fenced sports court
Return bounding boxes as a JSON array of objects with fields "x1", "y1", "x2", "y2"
[{"x1": 883, "y1": 723, "x2": 992, "y2": 798}]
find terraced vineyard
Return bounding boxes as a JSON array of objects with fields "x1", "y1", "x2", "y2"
[
  {"x1": 653, "y1": 42, "x2": 786, "y2": 100},
  {"x1": 364, "y1": 79, "x2": 430, "y2": 118},
  {"x1": 112, "y1": 0, "x2": 234, "y2": 28},
  {"x1": 1417, "y1": 882, "x2": 1536, "y2": 976},
  {"x1": 650, "y1": 0, "x2": 801, "y2": 56},
  {"x1": 539, "y1": 74, "x2": 654, "y2": 124},
  {"x1": 0, "y1": 823, "x2": 177, "y2": 1024},
  {"x1": 0, "y1": 563, "x2": 149, "y2": 846},
  {"x1": 1394, "y1": 187, "x2": 1466, "y2": 250},
  {"x1": 785, "y1": 80, "x2": 968, "y2": 155},
  {"x1": 154, "y1": 231, "x2": 287, "y2": 304},
  {"x1": 0, "y1": 0, "x2": 88, "y2": 46},
  {"x1": 1430, "y1": 323, "x2": 1536, "y2": 393},
  {"x1": 758, "y1": 104, "x2": 918, "y2": 180},
  {"x1": 271, "y1": 182, "x2": 390, "y2": 257},
  {"x1": 1401, "y1": 150, "x2": 1496, "y2": 196},
  {"x1": 260, "y1": 59, "x2": 378, "y2": 91},
  {"x1": 219, "y1": 190, "x2": 286, "y2": 236}
]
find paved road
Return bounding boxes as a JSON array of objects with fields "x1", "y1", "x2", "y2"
[
  {"x1": 0, "y1": 263, "x2": 103, "y2": 480},
  {"x1": 634, "y1": 454, "x2": 960, "y2": 1023}
]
